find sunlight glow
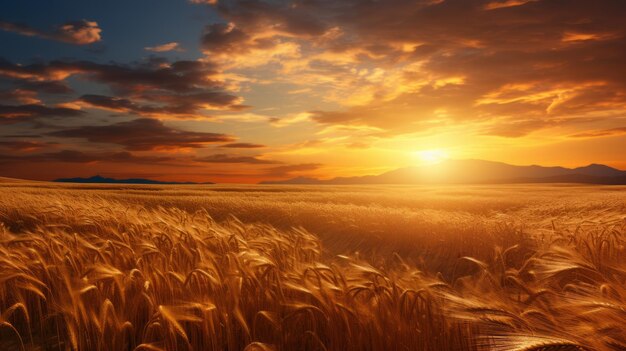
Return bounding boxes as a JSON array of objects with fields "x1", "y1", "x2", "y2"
[{"x1": 416, "y1": 149, "x2": 448, "y2": 164}]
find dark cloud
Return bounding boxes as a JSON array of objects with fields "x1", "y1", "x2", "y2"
[
  {"x1": 72, "y1": 60, "x2": 224, "y2": 94},
  {"x1": 135, "y1": 91, "x2": 246, "y2": 112},
  {"x1": 75, "y1": 94, "x2": 184, "y2": 118},
  {"x1": 0, "y1": 103, "x2": 83, "y2": 124},
  {"x1": 0, "y1": 140, "x2": 48, "y2": 151},
  {"x1": 0, "y1": 90, "x2": 39, "y2": 104},
  {"x1": 0, "y1": 82, "x2": 70, "y2": 106},
  {"x1": 48, "y1": 118, "x2": 235, "y2": 151},
  {"x1": 0, "y1": 57, "x2": 67, "y2": 81},
  {"x1": 77, "y1": 92, "x2": 244, "y2": 119},
  {"x1": 214, "y1": 0, "x2": 328, "y2": 37},
  {"x1": 2, "y1": 134, "x2": 42, "y2": 138},
  {"x1": 0, "y1": 58, "x2": 245, "y2": 119},
  {"x1": 199, "y1": 1, "x2": 331, "y2": 62},
  {"x1": 202, "y1": 23, "x2": 250, "y2": 53},
  {"x1": 0, "y1": 150, "x2": 175, "y2": 165},
  {"x1": 196, "y1": 153, "x2": 280, "y2": 164},
  {"x1": 220, "y1": 142, "x2": 266, "y2": 148},
  {"x1": 0, "y1": 20, "x2": 102, "y2": 45},
  {"x1": 17, "y1": 81, "x2": 73, "y2": 94},
  {"x1": 77, "y1": 95, "x2": 141, "y2": 112}
]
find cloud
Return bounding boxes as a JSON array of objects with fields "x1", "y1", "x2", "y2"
[
  {"x1": 0, "y1": 140, "x2": 48, "y2": 151},
  {"x1": 220, "y1": 142, "x2": 265, "y2": 148},
  {"x1": 198, "y1": 0, "x2": 333, "y2": 68},
  {"x1": 0, "y1": 58, "x2": 223, "y2": 92},
  {"x1": 201, "y1": 23, "x2": 302, "y2": 68},
  {"x1": 145, "y1": 42, "x2": 184, "y2": 52},
  {"x1": 0, "y1": 58, "x2": 246, "y2": 119},
  {"x1": 0, "y1": 20, "x2": 101, "y2": 45},
  {"x1": 570, "y1": 127, "x2": 626, "y2": 139},
  {"x1": 48, "y1": 118, "x2": 235, "y2": 151},
  {"x1": 0, "y1": 83, "x2": 72, "y2": 106},
  {"x1": 54, "y1": 20, "x2": 102, "y2": 45},
  {"x1": 264, "y1": 163, "x2": 322, "y2": 177},
  {"x1": 72, "y1": 59, "x2": 224, "y2": 94},
  {"x1": 1, "y1": 134, "x2": 42, "y2": 138},
  {"x1": 0, "y1": 57, "x2": 71, "y2": 81},
  {"x1": 76, "y1": 93, "x2": 243, "y2": 119},
  {"x1": 16, "y1": 81, "x2": 73, "y2": 94},
  {"x1": 0, "y1": 150, "x2": 176, "y2": 165},
  {"x1": 214, "y1": 0, "x2": 327, "y2": 38},
  {"x1": 0, "y1": 90, "x2": 40, "y2": 104},
  {"x1": 483, "y1": 0, "x2": 539, "y2": 10},
  {"x1": 196, "y1": 153, "x2": 280, "y2": 164},
  {"x1": 202, "y1": 0, "x2": 626, "y2": 138},
  {"x1": 269, "y1": 112, "x2": 312, "y2": 127},
  {"x1": 202, "y1": 23, "x2": 250, "y2": 54},
  {"x1": 76, "y1": 94, "x2": 144, "y2": 113},
  {"x1": 0, "y1": 103, "x2": 83, "y2": 124},
  {"x1": 480, "y1": 119, "x2": 556, "y2": 138}
]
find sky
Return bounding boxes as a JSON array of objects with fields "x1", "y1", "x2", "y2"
[{"x1": 1, "y1": 0, "x2": 626, "y2": 183}]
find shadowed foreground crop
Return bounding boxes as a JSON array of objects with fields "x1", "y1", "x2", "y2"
[{"x1": 0, "y1": 181, "x2": 624, "y2": 350}]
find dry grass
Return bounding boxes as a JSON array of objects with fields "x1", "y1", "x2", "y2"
[{"x1": 0, "y1": 182, "x2": 624, "y2": 350}]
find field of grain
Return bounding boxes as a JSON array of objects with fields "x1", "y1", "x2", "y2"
[{"x1": 0, "y1": 180, "x2": 624, "y2": 350}]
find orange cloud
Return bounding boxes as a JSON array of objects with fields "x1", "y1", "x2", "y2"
[
  {"x1": 196, "y1": 154, "x2": 280, "y2": 164},
  {"x1": 189, "y1": 0, "x2": 217, "y2": 4},
  {"x1": 0, "y1": 20, "x2": 101, "y2": 45},
  {"x1": 221, "y1": 143, "x2": 266, "y2": 149},
  {"x1": 483, "y1": 0, "x2": 538, "y2": 10},
  {"x1": 570, "y1": 127, "x2": 626, "y2": 139},
  {"x1": 145, "y1": 42, "x2": 184, "y2": 52}
]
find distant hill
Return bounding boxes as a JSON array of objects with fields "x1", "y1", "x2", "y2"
[
  {"x1": 261, "y1": 159, "x2": 626, "y2": 185},
  {"x1": 55, "y1": 175, "x2": 212, "y2": 185}
]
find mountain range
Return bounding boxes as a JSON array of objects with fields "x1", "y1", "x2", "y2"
[
  {"x1": 55, "y1": 175, "x2": 212, "y2": 185},
  {"x1": 261, "y1": 159, "x2": 626, "y2": 185}
]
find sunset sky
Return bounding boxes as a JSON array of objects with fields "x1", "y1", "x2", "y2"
[{"x1": 1, "y1": 0, "x2": 626, "y2": 183}]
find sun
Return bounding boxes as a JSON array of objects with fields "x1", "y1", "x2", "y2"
[{"x1": 416, "y1": 149, "x2": 448, "y2": 164}]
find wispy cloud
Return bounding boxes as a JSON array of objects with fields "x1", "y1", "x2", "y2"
[
  {"x1": 570, "y1": 127, "x2": 626, "y2": 139},
  {"x1": 189, "y1": 0, "x2": 217, "y2": 4},
  {"x1": 0, "y1": 103, "x2": 83, "y2": 124},
  {"x1": 0, "y1": 150, "x2": 176, "y2": 165},
  {"x1": 48, "y1": 118, "x2": 235, "y2": 151},
  {"x1": 220, "y1": 143, "x2": 266, "y2": 149},
  {"x1": 196, "y1": 154, "x2": 280, "y2": 164},
  {"x1": 264, "y1": 163, "x2": 322, "y2": 177},
  {"x1": 0, "y1": 20, "x2": 101, "y2": 45},
  {"x1": 144, "y1": 42, "x2": 184, "y2": 52}
]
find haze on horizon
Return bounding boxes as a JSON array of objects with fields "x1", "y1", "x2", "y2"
[{"x1": 1, "y1": 0, "x2": 625, "y2": 183}]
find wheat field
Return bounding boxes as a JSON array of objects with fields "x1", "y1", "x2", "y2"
[{"x1": 0, "y1": 179, "x2": 624, "y2": 350}]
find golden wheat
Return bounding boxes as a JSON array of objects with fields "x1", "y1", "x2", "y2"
[{"x1": 0, "y1": 182, "x2": 624, "y2": 350}]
